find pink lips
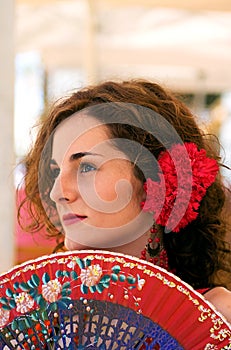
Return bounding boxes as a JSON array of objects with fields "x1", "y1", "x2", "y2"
[{"x1": 62, "y1": 213, "x2": 87, "y2": 226}]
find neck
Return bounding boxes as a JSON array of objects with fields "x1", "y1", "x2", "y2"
[{"x1": 108, "y1": 230, "x2": 150, "y2": 259}]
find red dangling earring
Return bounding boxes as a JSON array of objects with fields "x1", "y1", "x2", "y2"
[{"x1": 140, "y1": 224, "x2": 169, "y2": 271}]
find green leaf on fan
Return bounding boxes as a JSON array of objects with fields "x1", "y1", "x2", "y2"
[
  {"x1": 24, "y1": 317, "x2": 31, "y2": 328},
  {"x1": 29, "y1": 289, "x2": 37, "y2": 298},
  {"x1": 70, "y1": 270, "x2": 78, "y2": 280},
  {"x1": 35, "y1": 295, "x2": 46, "y2": 309},
  {"x1": 100, "y1": 275, "x2": 111, "y2": 283},
  {"x1": 84, "y1": 258, "x2": 92, "y2": 267},
  {"x1": 111, "y1": 265, "x2": 121, "y2": 274},
  {"x1": 58, "y1": 300, "x2": 69, "y2": 309},
  {"x1": 42, "y1": 272, "x2": 50, "y2": 284},
  {"x1": 127, "y1": 276, "x2": 136, "y2": 284},
  {"x1": 59, "y1": 297, "x2": 71, "y2": 304},
  {"x1": 2, "y1": 304, "x2": 11, "y2": 310},
  {"x1": 0, "y1": 297, "x2": 8, "y2": 305},
  {"x1": 9, "y1": 299, "x2": 16, "y2": 308},
  {"x1": 100, "y1": 275, "x2": 111, "y2": 288},
  {"x1": 35, "y1": 294, "x2": 42, "y2": 304},
  {"x1": 96, "y1": 284, "x2": 104, "y2": 293},
  {"x1": 63, "y1": 270, "x2": 70, "y2": 278},
  {"x1": 13, "y1": 282, "x2": 19, "y2": 290},
  {"x1": 31, "y1": 274, "x2": 40, "y2": 287},
  {"x1": 39, "y1": 298, "x2": 47, "y2": 310},
  {"x1": 76, "y1": 257, "x2": 85, "y2": 269},
  {"x1": 128, "y1": 285, "x2": 136, "y2": 290},
  {"x1": 89, "y1": 285, "x2": 97, "y2": 293},
  {"x1": 49, "y1": 302, "x2": 58, "y2": 311},
  {"x1": 119, "y1": 274, "x2": 126, "y2": 282},
  {"x1": 27, "y1": 279, "x2": 36, "y2": 288},
  {"x1": 11, "y1": 319, "x2": 18, "y2": 331},
  {"x1": 5, "y1": 288, "x2": 13, "y2": 297},
  {"x1": 19, "y1": 282, "x2": 30, "y2": 291},
  {"x1": 18, "y1": 319, "x2": 27, "y2": 331},
  {"x1": 102, "y1": 282, "x2": 110, "y2": 288},
  {"x1": 61, "y1": 289, "x2": 71, "y2": 297},
  {"x1": 111, "y1": 273, "x2": 119, "y2": 282},
  {"x1": 41, "y1": 310, "x2": 49, "y2": 321},
  {"x1": 55, "y1": 270, "x2": 63, "y2": 278},
  {"x1": 81, "y1": 284, "x2": 88, "y2": 294},
  {"x1": 62, "y1": 282, "x2": 71, "y2": 290},
  {"x1": 31, "y1": 312, "x2": 39, "y2": 322}
]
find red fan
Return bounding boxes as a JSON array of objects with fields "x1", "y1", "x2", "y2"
[{"x1": 0, "y1": 250, "x2": 230, "y2": 349}]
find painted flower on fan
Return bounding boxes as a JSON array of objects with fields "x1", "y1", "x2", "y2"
[
  {"x1": 67, "y1": 260, "x2": 76, "y2": 269},
  {"x1": 137, "y1": 278, "x2": 146, "y2": 291},
  {"x1": 142, "y1": 142, "x2": 219, "y2": 232},
  {"x1": 42, "y1": 278, "x2": 62, "y2": 303},
  {"x1": 80, "y1": 264, "x2": 103, "y2": 287},
  {"x1": 14, "y1": 292, "x2": 34, "y2": 313},
  {"x1": 0, "y1": 308, "x2": 10, "y2": 327}
]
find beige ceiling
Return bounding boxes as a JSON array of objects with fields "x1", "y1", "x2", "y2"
[
  {"x1": 17, "y1": 0, "x2": 231, "y2": 11},
  {"x1": 16, "y1": 0, "x2": 231, "y2": 93}
]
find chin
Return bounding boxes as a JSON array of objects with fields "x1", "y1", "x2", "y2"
[{"x1": 64, "y1": 238, "x2": 90, "y2": 251}]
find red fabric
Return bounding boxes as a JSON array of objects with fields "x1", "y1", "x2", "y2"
[
  {"x1": 196, "y1": 288, "x2": 210, "y2": 295},
  {"x1": 15, "y1": 188, "x2": 55, "y2": 263},
  {"x1": 142, "y1": 142, "x2": 219, "y2": 232}
]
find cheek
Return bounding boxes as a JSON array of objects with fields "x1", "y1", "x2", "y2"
[
  {"x1": 93, "y1": 171, "x2": 144, "y2": 211},
  {"x1": 131, "y1": 180, "x2": 145, "y2": 209},
  {"x1": 94, "y1": 173, "x2": 119, "y2": 201}
]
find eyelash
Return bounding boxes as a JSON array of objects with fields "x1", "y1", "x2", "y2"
[
  {"x1": 79, "y1": 162, "x2": 97, "y2": 173},
  {"x1": 50, "y1": 167, "x2": 60, "y2": 179},
  {"x1": 49, "y1": 162, "x2": 97, "y2": 179}
]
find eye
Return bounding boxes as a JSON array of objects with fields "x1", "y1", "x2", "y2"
[
  {"x1": 50, "y1": 167, "x2": 60, "y2": 179},
  {"x1": 79, "y1": 162, "x2": 97, "y2": 173}
]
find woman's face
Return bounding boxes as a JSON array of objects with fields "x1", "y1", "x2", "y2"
[{"x1": 48, "y1": 113, "x2": 152, "y2": 251}]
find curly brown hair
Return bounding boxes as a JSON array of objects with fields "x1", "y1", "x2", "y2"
[{"x1": 19, "y1": 79, "x2": 231, "y2": 290}]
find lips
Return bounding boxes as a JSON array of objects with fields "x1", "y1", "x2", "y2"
[{"x1": 62, "y1": 213, "x2": 87, "y2": 226}]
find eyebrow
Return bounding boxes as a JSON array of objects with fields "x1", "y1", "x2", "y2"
[
  {"x1": 50, "y1": 159, "x2": 58, "y2": 166},
  {"x1": 49, "y1": 152, "x2": 102, "y2": 166},
  {"x1": 70, "y1": 152, "x2": 102, "y2": 161}
]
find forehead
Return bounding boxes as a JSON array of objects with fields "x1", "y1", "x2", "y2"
[{"x1": 51, "y1": 113, "x2": 112, "y2": 163}]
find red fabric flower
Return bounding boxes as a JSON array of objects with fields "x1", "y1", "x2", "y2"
[{"x1": 142, "y1": 143, "x2": 219, "y2": 232}]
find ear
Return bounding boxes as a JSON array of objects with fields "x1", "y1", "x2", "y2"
[{"x1": 138, "y1": 181, "x2": 146, "y2": 203}]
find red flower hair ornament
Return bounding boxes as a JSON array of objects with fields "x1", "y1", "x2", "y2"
[{"x1": 141, "y1": 142, "x2": 219, "y2": 233}]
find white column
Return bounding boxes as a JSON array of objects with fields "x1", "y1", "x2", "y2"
[
  {"x1": 84, "y1": 0, "x2": 98, "y2": 84},
  {"x1": 0, "y1": 0, "x2": 15, "y2": 272}
]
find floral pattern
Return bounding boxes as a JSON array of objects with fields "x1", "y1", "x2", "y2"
[
  {"x1": 15, "y1": 292, "x2": 34, "y2": 313},
  {"x1": 42, "y1": 278, "x2": 62, "y2": 302},
  {"x1": 80, "y1": 264, "x2": 103, "y2": 287},
  {"x1": 0, "y1": 254, "x2": 143, "y2": 329},
  {"x1": 0, "y1": 308, "x2": 10, "y2": 327},
  {"x1": 0, "y1": 250, "x2": 230, "y2": 349}
]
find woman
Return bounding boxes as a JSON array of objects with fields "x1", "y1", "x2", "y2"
[{"x1": 19, "y1": 79, "x2": 231, "y2": 323}]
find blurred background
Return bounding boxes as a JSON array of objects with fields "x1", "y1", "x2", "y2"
[{"x1": 1, "y1": 0, "x2": 231, "y2": 272}]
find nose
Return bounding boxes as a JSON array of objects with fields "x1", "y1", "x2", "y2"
[{"x1": 50, "y1": 173, "x2": 78, "y2": 204}]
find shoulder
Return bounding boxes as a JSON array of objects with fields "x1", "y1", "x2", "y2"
[{"x1": 203, "y1": 287, "x2": 231, "y2": 323}]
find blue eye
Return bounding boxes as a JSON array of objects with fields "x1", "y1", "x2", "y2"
[
  {"x1": 50, "y1": 167, "x2": 60, "y2": 179},
  {"x1": 79, "y1": 163, "x2": 97, "y2": 173}
]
